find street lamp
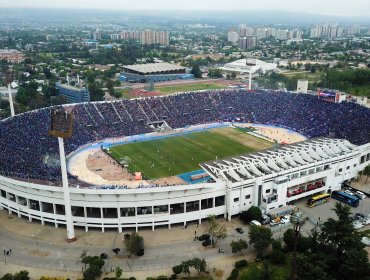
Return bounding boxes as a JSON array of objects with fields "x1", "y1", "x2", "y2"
[{"x1": 31, "y1": 234, "x2": 39, "y2": 253}]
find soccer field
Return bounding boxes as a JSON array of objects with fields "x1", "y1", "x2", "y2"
[{"x1": 106, "y1": 130, "x2": 256, "y2": 179}]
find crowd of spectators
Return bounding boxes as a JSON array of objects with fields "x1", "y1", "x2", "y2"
[{"x1": 0, "y1": 89, "x2": 369, "y2": 182}]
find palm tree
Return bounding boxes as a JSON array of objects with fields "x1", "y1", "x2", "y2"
[{"x1": 290, "y1": 212, "x2": 306, "y2": 280}]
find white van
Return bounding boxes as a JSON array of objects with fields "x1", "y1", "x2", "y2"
[{"x1": 250, "y1": 220, "x2": 262, "y2": 226}]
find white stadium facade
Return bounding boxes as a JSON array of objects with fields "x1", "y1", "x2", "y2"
[
  {"x1": 0, "y1": 138, "x2": 369, "y2": 232},
  {"x1": 0, "y1": 89, "x2": 370, "y2": 236}
]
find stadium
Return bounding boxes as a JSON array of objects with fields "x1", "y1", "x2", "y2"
[{"x1": 0, "y1": 89, "x2": 370, "y2": 236}]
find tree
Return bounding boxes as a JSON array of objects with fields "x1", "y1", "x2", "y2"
[
  {"x1": 296, "y1": 203, "x2": 370, "y2": 280},
  {"x1": 207, "y1": 215, "x2": 227, "y2": 247},
  {"x1": 208, "y1": 68, "x2": 223, "y2": 78},
  {"x1": 230, "y1": 239, "x2": 248, "y2": 255},
  {"x1": 248, "y1": 225, "x2": 272, "y2": 257},
  {"x1": 191, "y1": 65, "x2": 202, "y2": 78},
  {"x1": 270, "y1": 248, "x2": 286, "y2": 265},
  {"x1": 363, "y1": 165, "x2": 370, "y2": 183},
  {"x1": 240, "y1": 206, "x2": 262, "y2": 223},
  {"x1": 124, "y1": 232, "x2": 144, "y2": 256},
  {"x1": 81, "y1": 255, "x2": 105, "y2": 280},
  {"x1": 261, "y1": 260, "x2": 271, "y2": 280},
  {"x1": 115, "y1": 267, "x2": 123, "y2": 280},
  {"x1": 1, "y1": 271, "x2": 31, "y2": 280},
  {"x1": 192, "y1": 258, "x2": 207, "y2": 274},
  {"x1": 172, "y1": 264, "x2": 183, "y2": 275}
]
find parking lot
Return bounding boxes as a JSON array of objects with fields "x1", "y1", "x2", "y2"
[{"x1": 292, "y1": 192, "x2": 370, "y2": 233}]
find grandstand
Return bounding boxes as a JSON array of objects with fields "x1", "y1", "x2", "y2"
[
  {"x1": 120, "y1": 62, "x2": 194, "y2": 83},
  {"x1": 0, "y1": 89, "x2": 369, "y2": 232}
]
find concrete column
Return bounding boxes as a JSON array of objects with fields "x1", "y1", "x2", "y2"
[
  {"x1": 198, "y1": 200, "x2": 201, "y2": 224},
  {"x1": 184, "y1": 202, "x2": 187, "y2": 227},
  {"x1": 84, "y1": 207, "x2": 88, "y2": 232},
  {"x1": 53, "y1": 204, "x2": 58, "y2": 228},
  {"x1": 15, "y1": 196, "x2": 21, "y2": 218},
  {"x1": 58, "y1": 137, "x2": 76, "y2": 242},
  {"x1": 27, "y1": 198, "x2": 32, "y2": 222},
  {"x1": 117, "y1": 207, "x2": 122, "y2": 233},
  {"x1": 39, "y1": 201, "x2": 44, "y2": 225},
  {"x1": 100, "y1": 208, "x2": 104, "y2": 233},
  {"x1": 6, "y1": 192, "x2": 11, "y2": 214}
]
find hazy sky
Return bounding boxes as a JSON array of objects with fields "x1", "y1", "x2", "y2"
[{"x1": 1, "y1": 0, "x2": 370, "y2": 17}]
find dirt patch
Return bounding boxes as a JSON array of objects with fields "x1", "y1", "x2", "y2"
[{"x1": 28, "y1": 250, "x2": 49, "y2": 257}]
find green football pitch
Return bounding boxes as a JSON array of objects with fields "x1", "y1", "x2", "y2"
[{"x1": 106, "y1": 130, "x2": 256, "y2": 179}]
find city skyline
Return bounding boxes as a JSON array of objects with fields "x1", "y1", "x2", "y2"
[{"x1": 1, "y1": 0, "x2": 370, "y2": 17}]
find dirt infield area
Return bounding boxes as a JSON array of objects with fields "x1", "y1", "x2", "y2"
[{"x1": 69, "y1": 149, "x2": 185, "y2": 187}]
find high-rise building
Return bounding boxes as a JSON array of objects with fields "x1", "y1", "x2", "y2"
[
  {"x1": 140, "y1": 30, "x2": 169, "y2": 45},
  {"x1": 275, "y1": 29, "x2": 289, "y2": 40},
  {"x1": 238, "y1": 37, "x2": 257, "y2": 50},
  {"x1": 93, "y1": 29, "x2": 101, "y2": 41},
  {"x1": 56, "y1": 82, "x2": 90, "y2": 104},
  {"x1": 228, "y1": 30, "x2": 239, "y2": 43},
  {"x1": 256, "y1": 29, "x2": 267, "y2": 40}
]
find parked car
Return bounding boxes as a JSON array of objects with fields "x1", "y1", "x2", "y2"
[
  {"x1": 355, "y1": 213, "x2": 370, "y2": 225},
  {"x1": 202, "y1": 239, "x2": 212, "y2": 247},
  {"x1": 250, "y1": 220, "x2": 262, "y2": 226},
  {"x1": 235, "y1": 227, "x2": 244, "y2": 234},
  {"x1": 270, "y1": 216, "x2": 282, "y2": 227},
  {"x1": 355, "y1": 191, "x2": 366, "y2": 200},
  {"x1": 281, "y1": 215, "x2": 291, "y2": 224},
  {"x1": 353, "y1": 220, "x2": 364, "y2": 230},
  {"x1": 344, "y1": 189, "x2": 355, "y2": 196},
  {"x1": 198, "y1": 234, "x2": 210, "y2": 241},
  {"x1": 361, "y1": 236, "x2": 370, "y2": 246}
]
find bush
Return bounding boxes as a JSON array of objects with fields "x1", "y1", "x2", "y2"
[
  {"x1": 129, "y1": 278, "x2": 136, "y2": 280},
  {"x1": 156, "y1": 276, "x2": 168, "y2": 280},
  {"x1": 170, "y1": 274, "x2": 177, "y2": 280},
  {"x1": 234, "y1": 259, "x2": 248, "y2": 269},
  {"x1": 172, "y1": 265, "x2": 183, "y2": 275},
  {"x1": 227, "y1": 269, "x2": 239, "y2": 280},
  {"x1": 270, "y1": 249, "x2": 286, "y2": 265},
  {"x1": 272, "y1": 239, "x2": 282, "y2": 250}
]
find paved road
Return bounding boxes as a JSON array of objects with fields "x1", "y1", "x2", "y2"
[
  {"x1": 2, "y1": 191, "x2": 370, "y2": 273},
  {"x1": 0, "y1": 225, "x2": 259, "y2": 272}
]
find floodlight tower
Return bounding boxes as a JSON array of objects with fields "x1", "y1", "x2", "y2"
[
  {"x1": 48, "y1": 109, "x2": 76, "y2": 242},
  {"x1": 246, "y1": 59, "x2": 256, "y2": 90}
]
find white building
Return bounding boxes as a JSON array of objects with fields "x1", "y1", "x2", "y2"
[
  {"x1": 221, "y1": 59, "x2": 278, "y2": 75},
  {"x1": 297, "y1": 80, "x2": 309, "y2": 93},
  {"x1": 0, "y1": 138, "x2": 369, "y2": 232}
]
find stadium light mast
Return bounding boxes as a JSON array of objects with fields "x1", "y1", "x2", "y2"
[
  {"x1": 246, "y1": 59, "x2": 256, "y2": 90},
  {"x1": 48, "y1": 109, "x2": 76, "y2": 242},
  {"x1": 7, "y1": 84, "x2": 15, "y2": 117}
]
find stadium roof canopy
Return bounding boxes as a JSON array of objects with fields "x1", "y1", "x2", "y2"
[
  {"x1": 220, "y1": 58, "x2": 278, "y2": 74},
  {"x1": 123, "y1": 62, "x2": 186, "y2": 75},
  {"x1": 201, "y1": 138, "x2": 356, "y2": 182}
]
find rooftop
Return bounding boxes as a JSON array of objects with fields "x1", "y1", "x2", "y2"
[
  {"x1": 201, "y1": 138, "x2": 356, "y2": 182},
  {"x1": 123, "y1": 62, "x2": 186, "y2": 74},
  {"x1": 0, "y1": 49, "x2": 23, "y2": 54}
]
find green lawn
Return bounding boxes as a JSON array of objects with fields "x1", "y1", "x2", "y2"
[
  {"x1": 238, "y1": 261, "x2": 290, "y2": 280},
  {"x1": 281, "y1": 71, "x2": 323, "y2": 83},
  {"x1": 106, "y1": 130, "x2": 255, "y2": 179},
  {"x1": 156, "y1": 83, "x2": 227, "y2": 95}
]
